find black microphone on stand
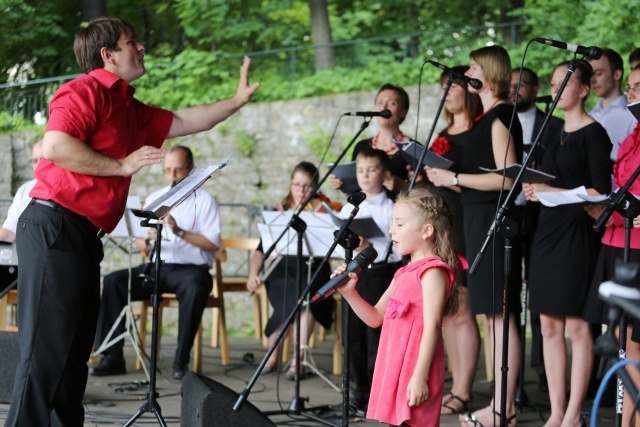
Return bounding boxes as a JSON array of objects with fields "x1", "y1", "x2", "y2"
[
  {"x1": 346, "y1": 110, "x2": 392, "y2": 118},
  {"x1": 427, "y1": 60, "x2": 483, "y2": 90},
  {"x1": 311, "y1": 246, "x2": 377, "y2": 303},
  {"x1": 534, "y1": 38, "x2": 602, "y2": 59}
]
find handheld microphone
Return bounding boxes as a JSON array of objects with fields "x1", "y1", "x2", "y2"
[
  {"x1": 534, "y1": 38, "x2": 602, "y2": 60},
  {"x1": 311, "y1": 246, "x2": 378, "y2": 303},
  {"x1": 427, "y1": 60, "x2": 483, "y2": 90},
  {"x1": 346, "y1": 110, "x2": 392, "y2": 118},
  {"x1": 535, "y1": 95, "x2": 553, "y2": 104}
]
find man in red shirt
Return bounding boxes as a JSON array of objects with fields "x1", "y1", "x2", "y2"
[{"x1": 6, "y1": 17, "x2": 259, "y2": 427}]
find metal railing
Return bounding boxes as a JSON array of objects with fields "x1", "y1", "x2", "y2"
[{"x1": 1, "y1": 21, "x2": 524, "y2": 125}]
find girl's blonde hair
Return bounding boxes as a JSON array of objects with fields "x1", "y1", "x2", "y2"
[{"x1": 396, "y1": 185, "x2": 460, "y2": 316}]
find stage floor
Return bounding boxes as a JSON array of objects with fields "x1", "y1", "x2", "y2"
[{"x1": 0, "y1": 334, "x2": 616, "y2": 426}]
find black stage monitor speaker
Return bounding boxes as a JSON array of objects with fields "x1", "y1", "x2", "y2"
[
  {"x1": 0, "y1": 331, "x2": 19, "y2": 403},
  {"x1": 181, "y1": 372, "x2": 275, "y2": 427}
]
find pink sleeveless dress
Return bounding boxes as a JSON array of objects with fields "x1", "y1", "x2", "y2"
[{"x1": 366, "y1": 256, "x2": 453, "y2": 426}]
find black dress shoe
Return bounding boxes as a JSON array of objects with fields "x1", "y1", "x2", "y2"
[
  {"x1": 89, "y1": 356, "x2": 126, "y2": 376},
  {"x1": 173, "y1": 363, "x2": 188, "y2": 380}
]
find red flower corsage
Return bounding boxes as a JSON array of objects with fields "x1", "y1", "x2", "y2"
[{"x1": 431, "y1": 136, "x2": 451, "y2": 156}]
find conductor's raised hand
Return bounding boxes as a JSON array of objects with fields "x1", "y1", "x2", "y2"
[
  {"x1": 234, "y1": 56, "x2": 261, "y2": 106},
  {"x1": 118, "y1": 146, "x2": 164, "y2": 177},
  {"x1": 331, "y1": 263, "x2": 358, "y2": 295}
]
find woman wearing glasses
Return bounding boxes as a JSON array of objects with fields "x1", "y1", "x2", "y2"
[
  {"x1": 583, "y1": 67, "x2": 640, "y2": 427},
  {"x1": 246, "y1": 161, "x2": 336, "y2": 380}
]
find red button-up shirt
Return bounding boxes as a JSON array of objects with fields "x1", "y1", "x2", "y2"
[
  {"x1": 602, "y1": 123, "x2": 640, "y2": 250},
  {"x1": 32, "y1": 68, "x2": 173, "y2": 232}
]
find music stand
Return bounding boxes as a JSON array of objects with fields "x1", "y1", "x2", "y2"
[
  {"x1": 258, "y1": 210, "x2": 344, "y2": 391},
  {"x1": 91, "y1": 196, "x2": 150, "y2": 379},
  {"x1": 124, "y1": 158, "x2": 232, "y2": 427}
]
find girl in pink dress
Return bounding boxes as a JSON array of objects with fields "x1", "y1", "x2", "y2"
[{"x1": 332, "y1": 186, "x2": 462, "y2": 426}]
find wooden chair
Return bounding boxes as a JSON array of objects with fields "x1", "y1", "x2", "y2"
[
  {"x1": 0, "y1": 289, "x2": 18, "y2": 332},
  {"x1": 137, "y1": 284, "x2": 230, "y2": 373},
  {"x1": 212, "y1": 238, "x2": 269, "y2": 347}
]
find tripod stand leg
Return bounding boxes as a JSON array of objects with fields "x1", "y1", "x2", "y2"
[
  {"x1": 123, "y1": 392, "x2": 168, "y2": 427},
  {"x1": 300, "y1": 344, "x2": 340, "y2": 393},
  {"x1": 91, "y1": 305, "x2": 150, "y2": 381}
]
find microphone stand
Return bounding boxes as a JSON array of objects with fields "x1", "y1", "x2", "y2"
[
  {"x1": 378, "y1": 71, "x2": 455, "y2": 262},
  {"x1": 468, "y1": 58, "x2": 582, "y2": 427},
  {"x1": 593, "y1": 162, "x2": 640, "y2": 427},
  {"x1": 124, "y1": 220, "x2": 167, "y2": 427},
  {"x1": 234, "y1": 196, "x2": 366, "y2": 427},
  {"x1": 235, "y1": 117, "x2": 371, "y2": 421},
  {"x1": 337, "y1": 229, "x2": 361, "y2": 427},
  {"x1": 262, "y1": 117, "x2": 371, "y2": 261}
]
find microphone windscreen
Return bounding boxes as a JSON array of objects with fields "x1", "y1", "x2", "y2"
[{"x1": 347, "y1": 192, "x2": 367, "y2": 206}]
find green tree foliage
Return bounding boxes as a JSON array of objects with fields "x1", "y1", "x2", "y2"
[{"x1": 2, "y1": 0, "x2": 638, "y2": 111}]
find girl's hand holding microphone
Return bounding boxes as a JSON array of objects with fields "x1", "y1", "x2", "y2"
[{"x1": 330, "y1": 263, "x2": 359, "y2": 296}]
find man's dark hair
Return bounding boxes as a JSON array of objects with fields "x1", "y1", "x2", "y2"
[
  {"x1": 629, "y1": 48, "x2": 640, "y2": 69},
  {"x1": 601, "y1": 48, "x2": 625, "y2": 84},
  {"x1": 168, "y1": 145, "x2": 194, "y2": 167},
  {"x1": 74, "y1": 17, "x2": 137, "y2": 74},
  {"x1": 513, "y1": 67, "x2": 539, "y2": 86}
]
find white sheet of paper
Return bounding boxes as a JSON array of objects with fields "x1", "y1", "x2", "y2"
[
  {"x1": 143, "y1": 164, "x2": 221, "y2": 214},
  {"x1": 535, "y1": 186, "x2": 588, "y2": 207},
  {"x1": 259, "y1": 211, "x2": 345, "y2": 259},
  {"x1": 109, "y1": 196, "x2": 148, "y2": 238}
]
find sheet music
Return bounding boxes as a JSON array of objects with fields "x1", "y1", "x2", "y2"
[
  {"x1": 110, "y1": 196, "x2": 147, "y2": 238},
  {"x1": 320, "y1": 201, "x2": 384, "y2": 238},
  {"x1": 259, "y1": 211, "x2": 345, "y2": 259},
  {"x1": 327, "y1": 161, "x2": 360, "y2": 194},
  {"x1": 398, "y1": 141, "x2": 454, "y2": 170},
  {"x1": 480, "y1": 164, "x2": 556, "y2": 184},
  {"x1": 133, "y1": 154, "x2": 232, "y2": 219},
  {"x1": 536, "y1": 186, "x2": 588, "y2": 207}
]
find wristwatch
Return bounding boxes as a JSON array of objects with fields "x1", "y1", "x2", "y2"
[
  {"x1": 175, "y1": 228, "x2": 186, "y2": 238},
  {"x1": 451, "y1": 174, "x2": 459, "y2": 186}
]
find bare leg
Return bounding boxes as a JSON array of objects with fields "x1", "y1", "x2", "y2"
[
  {"x1": 540, "y1": 314, "x2": 567, "y2": 427},
  {"x1": 460, "y1": 313, "x2": 519, "y2": 426},
  {"x1": 559, "y1": 317, "x2": 591, "y2": 427},
  {"x1": 266, "y1": 326, "x2": 284, "y2": 367},
  {"x1": 289, "y1": 310, "x2": 315, "y2": 370},
  {"x1": 443, "y1": 287, "x2": 479, "y2": 413}
]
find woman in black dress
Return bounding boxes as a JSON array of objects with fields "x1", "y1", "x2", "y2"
[
  {"x1": 246, "y1": 162, "x2": 335, "y2": 380},
  {"x1": 427, "y1": 46, "x2": 523, "y2": 427},
  {"x1": 524, "y1": 60, "x2": 612, "y2": 427},
  {"x1": 423, "y1": 66, "x2": 483, "y2": 415}
]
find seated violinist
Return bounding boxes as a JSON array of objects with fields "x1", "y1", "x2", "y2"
[{"x1": 246, "y1": 161, "x2": 339, "y2": 380}]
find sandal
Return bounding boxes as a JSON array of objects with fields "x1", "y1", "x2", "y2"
[
  {"x1": 440, "y1": 393, "x2": 471, "y2": 415},
  {"x1": 461, "y1": 410, "x2": 516, "y2": 427}
]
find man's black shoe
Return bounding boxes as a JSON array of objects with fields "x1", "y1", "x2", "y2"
[
  {"x1": 88, "y1": 356, "x2": 126, "y2": 377},
  {"x1": 173, "y1": 363, "x2": 188, "y2": 380}
]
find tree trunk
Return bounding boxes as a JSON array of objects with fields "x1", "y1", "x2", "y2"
[
  {"x1": 79, "y1": 0, "x2": 106, "y2": 23},
  {"x1": 308, "y1": 0, "x2": 335, "y2": 70}
]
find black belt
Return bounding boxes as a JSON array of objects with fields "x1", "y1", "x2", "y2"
[{"x1": 32, "y1": 199, "x2": 105, "y2": 238}]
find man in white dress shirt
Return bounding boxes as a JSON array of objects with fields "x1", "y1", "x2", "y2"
[
  {"x1": 0, "y1": 140, "x2": 43, "y2": 243},
  {"x1": 90, "y1": 145, "x2": 221, "y2": 380},
  {"x1": 589, "y1": 48, "x2": 636, "y2": 160}
]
